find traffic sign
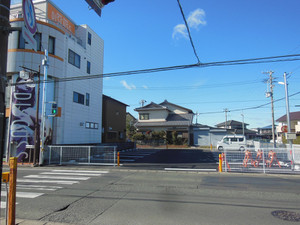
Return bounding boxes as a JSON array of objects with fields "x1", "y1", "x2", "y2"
[
  {"x1": 22, "y1": 0, "x2": 37, "y2": 35},
  {"x1": 281, "y1": 125, "x2": 288, "y2": 133},
  {"x1": 285, "y1": 133, "x2": 296, "y2": 140},
  {"x1": 22, "y1": 0, "x2": 37, "y2": 51}
]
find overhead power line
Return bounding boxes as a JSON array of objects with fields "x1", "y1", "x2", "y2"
[
  {"x1": 197, "y1": 91, "x2": 300, "y2": 115},
  {"x1": 9, "y1": 53, "x2": 300, "y2": 86},
  {"x1": 176, "y1": 0, "x2": 201, "y2": 63}
]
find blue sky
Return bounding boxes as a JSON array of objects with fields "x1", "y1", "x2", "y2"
[{"x1": 39, "y1": 0, "x2": 300, "y2": 128}]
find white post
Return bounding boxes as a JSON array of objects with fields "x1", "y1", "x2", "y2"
[
  {"x1": 88, "y1": 146, "x2": 91, "y2": 164},
  {"x1": 39, "y1": 50, "x2": 49, "y2": 165},
  {"x1": 48, "y1": 146, "x2": 51, "y2": 165},
  {"x1": 60, "y1": 146, "x2": 62, "y2": 165},
  {"x1": 262, "y1": 148, "x2": 265, "y2": 174},
  {"x1": 114, "y1": 147, "x2": 116, "y2": 167}
]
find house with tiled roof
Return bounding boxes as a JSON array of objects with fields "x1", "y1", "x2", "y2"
[
  {"x1": 134, "y1": 100, "x2": 194, "y2": 145},
  {"x1": 215, "y1": 120, "x2": 256, "y2": 139},
  {"x1": 276, "y1": 111, "x2": 300, "y2": 134}
]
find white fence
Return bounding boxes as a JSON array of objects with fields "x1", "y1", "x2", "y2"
[
  {"x1": 221, "y1": 145, "x2": 300, "y2": 173},
  {"x1": 44, "y1": 146, "x2": 117, "y2": 166}
]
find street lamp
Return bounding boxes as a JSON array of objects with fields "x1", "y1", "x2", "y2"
[{"x1": 278, "y1": 72, "x2": 294, "y2": 167}]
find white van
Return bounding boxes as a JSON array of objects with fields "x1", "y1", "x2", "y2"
[{"x1": 217, "y1": 135, "x2": 247, "y2": 151}]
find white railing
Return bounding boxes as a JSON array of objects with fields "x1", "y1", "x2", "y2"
[
  {"x1": 45, "y1": 146, "x2": 117, "y2": 166},
  {"x1": 221, "y1": 146, "x2": 300, "y2": 173}
]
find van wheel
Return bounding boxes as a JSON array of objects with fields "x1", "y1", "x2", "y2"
[
  {"x1": 239, "y1": 146, "x2": 245, "y2": 151},
  {"x1": 218, "y1": 146, "x2": 223, "y2": 151}
]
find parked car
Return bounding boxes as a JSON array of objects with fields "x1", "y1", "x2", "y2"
[{"x1": 217, "y1": 135, "x2": 252, "y2": 151}]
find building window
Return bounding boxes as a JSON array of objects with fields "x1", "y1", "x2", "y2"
[
  {"x1": 88, "y1": 32, "x2": 92, "y2": 45},
  {"x1": 18, "y1": 31, "x2": 25, "y2": 49},
  {"x1": 73, "y1": 91, "x2": 84, "y2": 105},
  {"x1": 86, "y1": 93, "x2": 90, "y2": 106},
  {"x1": 86, "y1": 122, "x2": 98, "y2": 129},
  {"x1": 48, "y1": 36, "x2": 55, "y2": 55},
  {"x1": 87, "y1": 61, "x2": 91, "y2": 74},
  {"x1": 34, "y1": 32, "x2": 42, "y2": 51},
  {"x1": 139, "y1": 113, "x2": 149, "y2": 120},
  {"x1": 68, "y1": 49, "x2": 81, "y2": 68}
]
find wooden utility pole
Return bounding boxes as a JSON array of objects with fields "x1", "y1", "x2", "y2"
[{"x1": 263, "y1": 71, "x2": 276, "y2": 147}]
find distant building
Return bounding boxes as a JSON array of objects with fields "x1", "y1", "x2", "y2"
[
  {"x1": 215, "y1": 120, "x2": 256, "y2": 139},
  {"x1": 102, "y1": 95, "x2": 128, "y2": 143},
  {"x1": 256, "y1": 125, "x2": 273, "y2": 140},
  {"x1": 193, "y1": 124, "x2": 227, "y2": 147},
  {"x1": 134, "y1": 100, "x2": 194, "y2": 145}
]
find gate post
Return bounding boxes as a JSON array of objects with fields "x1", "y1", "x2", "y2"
[{"x1": 88, "y1": 146, "x2": 91, "y2": 164}]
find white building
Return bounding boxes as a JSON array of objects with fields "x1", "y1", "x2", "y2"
[{"x1": 6, "y1": 0, "x2": 104, "y2": 149}]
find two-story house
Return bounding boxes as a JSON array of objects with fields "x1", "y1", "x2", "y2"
[
  {"x1": 102, "y1": 95, "x2": 128, "y2": 143},
  {"x1": 216, "y1": 120, "x2": 256, "y2": 139},
  {"x1": 276, "y1": 111, "x2": 300, "y2": 135},
  {"x1": 134, "y1": 100, "x2": 194, "y2": 145}
]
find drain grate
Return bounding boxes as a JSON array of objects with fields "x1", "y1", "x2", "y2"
[{"x1": 272, "y1": 210, "x2": 300, "y2": 222}]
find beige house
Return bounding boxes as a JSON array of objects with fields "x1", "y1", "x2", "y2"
[
  {"x1": 276, "y1": 111, "x2": 300, "y2": 134},
  {"x1": 134, "y1": 100, "x2": 194, "y2": 145}
]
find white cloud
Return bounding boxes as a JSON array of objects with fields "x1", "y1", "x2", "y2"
[
  {"x1": 121, "y1": 80, "x2": 136, "y2": 90},
  {"x1": 187, "y1": 9, "x2": 207, "y2": 29},
  {"x1": 172, "y1": 8, "x2": 206, "y2": 40},
  {"x1": 172, "y1": 24, "x2": 188, "y2": 40}
]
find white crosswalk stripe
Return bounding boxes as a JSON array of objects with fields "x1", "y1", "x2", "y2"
[
  {"x1": 1, "y1": 169, "x2": 109, "y2": 209},
  {"x1": 1, "y1": 201, "x2": 18, "y2": 208},
  {"x1": 1, "y1": 191, "x2": 44, "y2": 198},
  {"x1": 24, "y1": 175, "x2": 91, "y2": 180}
]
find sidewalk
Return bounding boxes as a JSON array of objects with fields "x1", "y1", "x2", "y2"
[{"x1": 0, "y1": 217, "x2": 74, "y2": 225}]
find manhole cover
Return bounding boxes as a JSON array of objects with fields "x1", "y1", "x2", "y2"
[{"x1": 272, "y1": 210, "x2": 300, "y2": 222}]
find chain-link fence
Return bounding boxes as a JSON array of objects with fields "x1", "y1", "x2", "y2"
[
  {"x1": 44, "y1": 146, "x2": 117, "y2": 166},
  {"x1": 221, "y1": 145, "x2": 300, "y2": 173}
]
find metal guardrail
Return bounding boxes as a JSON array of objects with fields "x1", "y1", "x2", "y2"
[
  {"x1": 221, "y1": 146, "x2": 300, "y2": 173},
  {"x1": 45, "y1": 146, "x2": 117, "y2": 166}
]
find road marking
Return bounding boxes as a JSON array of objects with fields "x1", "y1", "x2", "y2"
[
  {"x1": 17, "y1": 179, "x2": 79, "y2": 185},
  {"x1": 164, "y1": 168, "x2": 217, "y2": 172},
  {"x1": 40, "y1": 172, "x2": 102, "y2": 176},
  {"x1": 14, "y1": 184, "x2": 63, "y2": 191},
  {"x1": 1, "y1": 201, "x2": 18, "y2": 208},
  {"x1": 1, "y1": 191, "x2": 44, "y2": 198},
  {"x1": 24, "y1": 175, "x2": 90, "y2": 180},
  {"x1": 51, "y1": 170, "x2": 108, "y2": 174}
]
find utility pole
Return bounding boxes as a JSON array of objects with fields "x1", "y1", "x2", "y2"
[
  {"x1": 241, "y1": 112, "x2": 245, "y2": 136},
  {"x1": 34, "y1": 66, "x2": 41, "y2": 165},
  {"x1": 224, "y1": 108, "x2": 229, "y2": 129},
  {"x1": 40, "y1": 50, "x2": 49, "y2": 165},
  {"x1": 279, "y1": 72, "x2": 294, "y2": 167},
  {"x1": 263, "y1": 71, "x2": 276, "y2": 147},
  {"x1": 0, "y1": 0, "x2": 11, "y2": 205}
]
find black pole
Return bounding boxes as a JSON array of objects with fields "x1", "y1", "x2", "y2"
[
  {"x1": 33, "y1": 66, "x2": 41, "y2": 165},
  {"x1": 0, "y1": 0, "x2": 11, "y2": 212}
]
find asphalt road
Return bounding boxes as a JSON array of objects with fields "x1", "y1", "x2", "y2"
[
  {"x1": 119, "y1": 148, "x2": 219, "y2": 170},
  {"x1": 1, "y1": 166, "x2": 300, "y2": 225}
]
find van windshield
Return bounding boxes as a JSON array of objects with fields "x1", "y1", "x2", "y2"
[{"x1": 223, "y1": 138, "x2": 229, "y2": 143}]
